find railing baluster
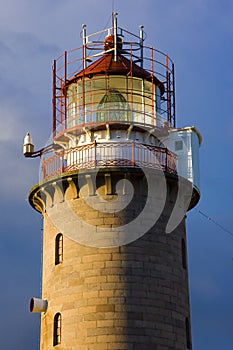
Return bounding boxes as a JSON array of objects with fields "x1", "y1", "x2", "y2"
[
  {"x1": 132, "y1": 141, "x2": 135, "y2": 167},
  {"x1": 94, "y1": 140, "x2": 97, "y2": 168}
]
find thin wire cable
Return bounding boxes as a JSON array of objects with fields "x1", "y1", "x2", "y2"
[
  {"x1": 102, "y1": 14, "x2": 112, "y2": 35},
  {"x1": 195, "y1": 208, "x2": 233, "y2": 237}
]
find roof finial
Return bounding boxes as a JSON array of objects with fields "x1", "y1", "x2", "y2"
[
  {"x1": 112, "y1": 12, "x2": 118, "y2": 62},
  {"x1": 82, "y1": 24, "x2": 87, "y2": 69}
]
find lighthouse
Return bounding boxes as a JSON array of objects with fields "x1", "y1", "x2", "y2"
[{"x1": 25, "y1": 13, "x2": 201, "y2": 350}]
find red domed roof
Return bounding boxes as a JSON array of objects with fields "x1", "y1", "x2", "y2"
[{"x1": 68, "y1": 52, "x2": 165, "y2": 94}]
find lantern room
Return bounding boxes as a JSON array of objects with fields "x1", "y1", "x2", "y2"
[
  {"x1": 65, "y1": 35, "x2": 164, "y2": 130},
  {"x1": 52, "y1": 13, "x2": 176, "y2": 143}
]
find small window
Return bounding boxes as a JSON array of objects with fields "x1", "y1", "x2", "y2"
[
  {"x1": 185, "y1": 317, "x2": 191, "y2": 349},
  {"x1": 182, "y1": 238, "x2": 187, "y2": 269},
  {"x1": 175, "y1": 140, "x2": 183, "y2": 151},
  {"x1": 53, "y1": 313, "x2": 61, "y2": 346},
  {"x1": 55, "y1": 234, "x2": 63, "y2": 265}
]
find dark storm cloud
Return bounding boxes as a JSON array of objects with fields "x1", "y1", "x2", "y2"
[{"x1": 0, "y1": 202, "x2": 41, "y2": 349}]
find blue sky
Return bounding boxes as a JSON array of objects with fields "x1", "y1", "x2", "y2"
[{"x1": 0, "y1": 0, "x2": 233, "y2": 348}]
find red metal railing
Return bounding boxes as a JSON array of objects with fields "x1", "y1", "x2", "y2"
[{"x1": 41, "y1": 142, "x2": 177, "y2": 180}]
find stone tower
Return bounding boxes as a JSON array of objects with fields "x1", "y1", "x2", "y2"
[{"x1": 25, "y1": 14, "x2": 201, "y2": 350}]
